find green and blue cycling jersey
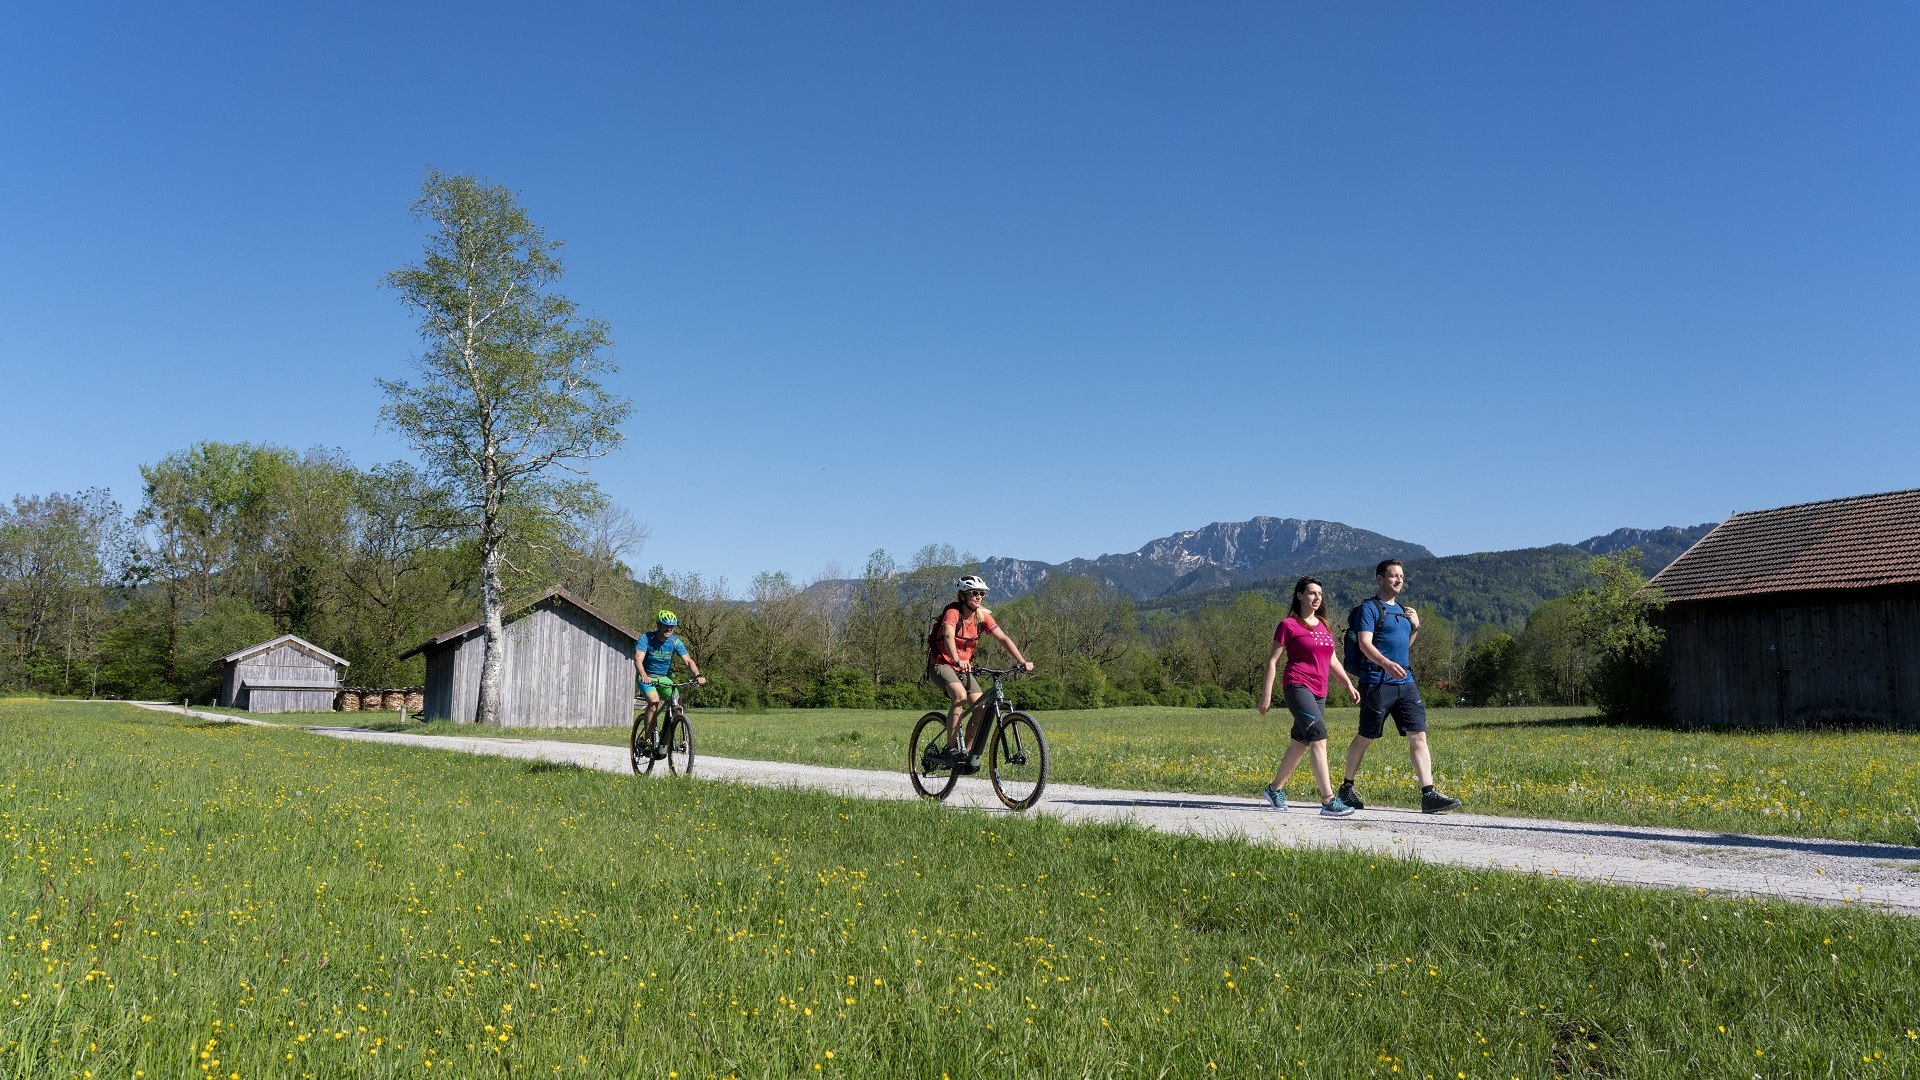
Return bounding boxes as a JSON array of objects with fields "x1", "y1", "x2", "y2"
[{"x1": 637, "y1": 630, "x2": 688, "y2": 684}]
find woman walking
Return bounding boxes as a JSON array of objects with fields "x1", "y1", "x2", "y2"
[{"x1": 1256, "y1": 576, "x2": 1360, "y2": 817}]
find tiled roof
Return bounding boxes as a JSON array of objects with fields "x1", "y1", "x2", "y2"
[{"x1": 1648, "y1": 488, "x2": 1920, "y2": 602}]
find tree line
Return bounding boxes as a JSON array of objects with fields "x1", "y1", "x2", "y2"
[
  {"x1": 0, "y1": 167, "x2": 1665, "y2": 721},
  {"x1": 0, "y1": 461, "x2": 1664, "y2": 723}
]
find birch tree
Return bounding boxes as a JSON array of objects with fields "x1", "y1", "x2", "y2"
[{"x1": 381, "y1": 169, "x2": 631, "y2": 725}]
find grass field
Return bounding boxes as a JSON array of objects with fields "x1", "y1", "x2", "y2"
[
  {"x1": 2, "y1": 699, "x2": 1918, "y2": 1078},
  {"x1": 233, "y1": 702, "x2": 1920, "y2": 847}
]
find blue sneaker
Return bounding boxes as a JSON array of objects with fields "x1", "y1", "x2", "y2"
[
  {"x1": 1320, "y1": 796, "x2": 1356, "y2": 818},
  {"x1": 1260, "y1": 786, "x2": 1286, "y2": 810}
]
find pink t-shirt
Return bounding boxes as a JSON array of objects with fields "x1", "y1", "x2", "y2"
[{"x1": 1273, "y1": 617, "x2": 1338, "y2": 697}]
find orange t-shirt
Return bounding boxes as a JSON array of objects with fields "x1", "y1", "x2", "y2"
[{"x1": 928, "y1": 603, "x2": 998, "y2": 666}]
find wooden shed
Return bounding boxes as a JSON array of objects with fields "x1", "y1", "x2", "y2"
[
  {"x1": 1649, "y1": 489, "x2": 1920, "y2": 729},
  {"x1": 219, "y1": 635, "x2": 349, "y2": 713},
  {"x1": 399, "y1": 588, "x2": 640, "y2": 728}
]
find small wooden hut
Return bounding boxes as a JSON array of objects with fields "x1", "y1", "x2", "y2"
[
  {"x1": 219, "y1": 635, "x2": 349, "y2": 713},
  {"x1": 399, "y1": 588, "x2": 640, "y2": 728},
  {"x1": 1649, "y1": 488, "x2": 1920, "y2": 728}
]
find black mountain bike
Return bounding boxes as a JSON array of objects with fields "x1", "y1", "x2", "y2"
[
  {"x1": 630, "y1": 677, "x2": 696, "y2": 776},
  {"x1": 908, "y1": 665, "x2": 1050, "y2": 810}
]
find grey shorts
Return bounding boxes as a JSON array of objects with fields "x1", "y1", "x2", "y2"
[
  {"x1": 1358, "y1": 681, "x2": 1427, "y2": 739},
  {"x1": 1282, "y1": 684, "x2": 1328, "y2": 744},
  {"x1": 927, "y1": 663, "x2": 979, "y2": 695}
]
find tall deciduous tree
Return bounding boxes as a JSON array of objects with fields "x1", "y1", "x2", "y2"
[
  {"x1": 1574, "y1": 549, "x2": 1669, "y2": 722},
  {"x1": 0, "y1": 489, "x2": 129, "y2": 694},
  {"x1": 381, "y1": 170, "x2": 631, "y2": 725}
]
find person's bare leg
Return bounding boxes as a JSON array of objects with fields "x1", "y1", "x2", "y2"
[
  {"x1": 944, "y1": 681, "x2": 970, "y2": 745},
  {"x1": 1268, "y1": 740, "x2": 1310, "y2": 794},
  {"x1": 1307, "y1": 741, "x2": 1335, "y2": 802},
  {"x1": 1343, "y1": 735, "x2": 1374, "y2": 785},
  {"x1": 1407, "y1": 731, "x2": 1435, "y2": 788}
]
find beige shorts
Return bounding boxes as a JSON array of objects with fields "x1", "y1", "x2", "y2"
[{"x1": 927, "y1": 663, "x2": 979, "y2": 695}]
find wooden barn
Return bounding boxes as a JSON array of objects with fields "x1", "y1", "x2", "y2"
[
  {"x1": 399, "y1": 588, "x2": 640, "y2": 728},
  {"x1": 1649, "y1": 488, "x2": 1920, "y2": 729},
  {"x1": 219, "y1": 635, "x2": 349, "y2": 713}
]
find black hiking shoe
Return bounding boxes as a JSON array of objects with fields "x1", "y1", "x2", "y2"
[
  {"x1": 1337, "y1": 780, "x2": 1365, "y2": 811},
  {"x1": 1420, "y1": 789, "x2": 1461, "y2": 815}
]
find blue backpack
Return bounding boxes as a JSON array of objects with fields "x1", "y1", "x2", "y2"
[{"x1": 1341, "y1": 598, "x2": 1387, "y2": 677}]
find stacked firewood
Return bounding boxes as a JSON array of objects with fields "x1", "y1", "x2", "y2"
[{"x1": 334, "y1": 688, "x2": 425, "y2": 712}]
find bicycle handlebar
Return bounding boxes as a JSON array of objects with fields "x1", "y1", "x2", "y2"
[{"x1": 969, "y1": 664, "x2": 1033, "y2": 679}]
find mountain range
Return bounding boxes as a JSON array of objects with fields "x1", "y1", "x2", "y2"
[
  {"x1": 805, "y1": 515, "x2": 1719, "y2": 633},
  {"x1": 974, "y1": 517, "x2": 1434, "y2": 601}
]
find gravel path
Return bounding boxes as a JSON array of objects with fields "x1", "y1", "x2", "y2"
[{"x1": 143, "y1": 704, "x2": 1920, "y2": 916}]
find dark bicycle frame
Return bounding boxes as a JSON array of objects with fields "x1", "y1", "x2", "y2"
[
  {"x1": 641, "y1": 681, "x2": 689, "y2": 744},
  {"x1": 631, "y1": 678, "x2": 697, "y2": 776},
  {"x1": 952, "y1": 664, "x2": 1031, "y2": 757}
]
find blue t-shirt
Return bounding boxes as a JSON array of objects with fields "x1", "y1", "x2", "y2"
[
  {"x1": 1354, "y1": 599, "x2": 1414, "y2": 686},
  {"x1": 637, "y1": 630, "x2": 688, "y2": 679}
]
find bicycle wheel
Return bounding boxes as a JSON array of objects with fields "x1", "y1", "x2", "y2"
[
  {"x1": 908, "y1": 711, "x2": 960, "y2": 801},
  {"x1": 665, "y1": 706, "x2": 695, "y2": 776},
  {"x1": 629, "y1": 712, "x2": 660, "y2": 776},
  {"x1": 988, "y1": 711, "x2": 1049, "y2": 810}
]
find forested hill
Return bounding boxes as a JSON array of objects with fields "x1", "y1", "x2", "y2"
[
  {"x1": 1142, "y1": 522, "x2": 1718, "y2": 632},
  {"x1": 805, "y1": 518, "x2": 1716, "y2": 627},
  {"x1": 978, "y1": 517, "x2": 1433, "y2": 601},
  {"x1": 1146, "y1": 546, "x2": 1596, "y2": 630}
]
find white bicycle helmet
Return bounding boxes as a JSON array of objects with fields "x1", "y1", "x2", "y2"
[{"x1": 956, "y1": 575, "x2": 989, "y2": 594}]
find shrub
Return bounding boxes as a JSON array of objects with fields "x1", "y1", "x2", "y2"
[
  {"x1": 696, "y1": 672, "x2": 743, "y2": 709},
  {"x1": 1587, "y1": 648, "x2": 1670, "y2": 725},
  {"x1": 1065, "y1": 660, "x2": 1109, "y2": 709},
  {"x1": 1200, "y1": 686, "x2": 1254, "y2": 709},
  {"x1": 1013, "y1": 674, "x2": 1065, "y2": 711},
  {"x1": 875, "y1": 681, "x2": 936, "y2": 711},
  {"x1": 810, "y1": 667, "x2": 878, "y2": 709}
]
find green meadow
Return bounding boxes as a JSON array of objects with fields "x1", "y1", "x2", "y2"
[
  {"x1": 3, "y1": 699, "x2": 1917, "y2": 1078},
  {"x1": 246, "y1": 703, "x2": 1920, "y2": 847}
]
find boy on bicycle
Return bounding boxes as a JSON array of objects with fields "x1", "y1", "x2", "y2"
[
  {"x1": 636, "y1": 610, "x2": 705, "y2": 759},
  {"x1": 928, "y1": 576, "x2": 1033, "y2": 770}
]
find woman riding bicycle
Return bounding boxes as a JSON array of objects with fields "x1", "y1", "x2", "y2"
[
  {"x1": 927, "y1": 576, "x2": 1033, "y2": 769},
  {"x1": 636, "y1": 610, "x2": 705, "y2": 759}
]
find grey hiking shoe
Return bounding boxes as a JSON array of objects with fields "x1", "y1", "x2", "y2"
[
  {"x1": 1259, "y1": 786, "x2": 1286, "y2": 810},
  {"x1": 1421, "y1": 789, "x2": 1462, "y2": 815},
  {"x1": 1320, "y1": 796, "x2": 1356, "y2": 818},
  {"x1": 1337, "y1": 780, "x2": 1365, "y2": 811}
]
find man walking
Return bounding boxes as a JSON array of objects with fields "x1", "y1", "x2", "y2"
[{"x1": 1339, "y1": 559, "x2": 1462, "y2": 814}]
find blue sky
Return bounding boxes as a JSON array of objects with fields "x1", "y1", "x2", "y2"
[{"x1": 4, "y1": 2, "x2": 1916, "y2": 586}]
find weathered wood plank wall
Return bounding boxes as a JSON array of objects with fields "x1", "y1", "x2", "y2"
[
  {"x1": 220, "y1": 641, "x2": 345, "y2": 712},
  {"x1": 248, "y1": 688, "x2": 341, "y2": 712},
  {"x1": 418, "y1": 599, "x2": 636, "y2": 728},
  {"x1": 1662, "y1": 586, "x2": 1920, "y2": 728}
]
